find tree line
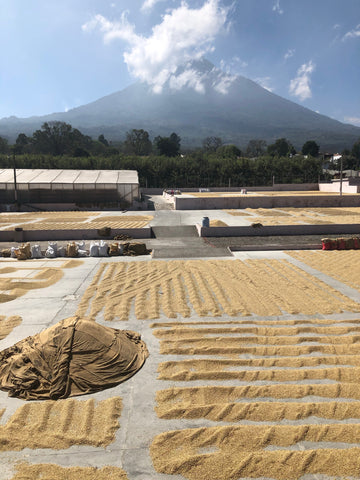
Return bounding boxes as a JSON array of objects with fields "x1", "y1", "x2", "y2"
[
  {"x1": 0, "y1": 122, "x2": 182, "y2": 158},
  {"x1": 0, "y1": 151, "x2": 323, "y2": 188},
  {"x1": 0, "y1": 121, "x2": 360, "y2": 188}
]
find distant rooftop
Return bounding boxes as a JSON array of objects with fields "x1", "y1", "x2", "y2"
[{"x1": 0, "y1": 169, "x2": 138, "y2": 187}]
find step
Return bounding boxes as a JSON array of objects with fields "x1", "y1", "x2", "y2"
[{"x1": 152, "y1": 225, "x2": 198, "y2": 238}]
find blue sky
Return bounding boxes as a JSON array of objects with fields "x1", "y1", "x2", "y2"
[{"x1": 1, "y1": 0, "x2": 359, "y2": 126}]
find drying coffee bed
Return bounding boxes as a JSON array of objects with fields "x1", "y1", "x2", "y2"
[
  {"x1": 150, "y1": 317, "x2": 360, "y2": 479},
  {"x1": 10, "y1": 464, "x2": 128, "y2": 480},
  {"x1": 290, "y1": 250, "x2": 360, "y2": 291},
  {"x1": 0, "y1": 315, "x2": 22, "y2": 340},
  {"x1": 75, "y1": 258, "x2": 360, "y2": 322},
  {"x1": 191, "y1": 191, "x2": 342, "y2": 197},
  {"x1": 0, "y1": 259, "x2": 83, "y2": 303},
  {"x1": 1, "y1": 214, "x2": 153, "y2": 230},
  {"x1": 2, "y1": 252, "x2": 360, "y2": 479},
  {"x1": 225, "y1": 206, "x2": 360, "y2": 226},
  {"x1": 0, "y1": 397, "x2": 122, "y2": 450}
]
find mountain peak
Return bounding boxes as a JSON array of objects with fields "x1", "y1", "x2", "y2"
[
  {"x1": 179, "y1": 58, "x2": 216, "y2": 75},
  {"x1": 0, "y1": 60, "x2": 359, "y2": 150},
  {"x1": 162, "y1": 58, "x2": 236, "y2": 95}
]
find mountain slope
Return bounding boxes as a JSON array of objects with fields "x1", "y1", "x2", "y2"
[{"x1": 1, "y1": 60, "x2": 359, "y2": 150}]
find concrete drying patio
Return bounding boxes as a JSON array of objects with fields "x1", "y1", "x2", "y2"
[
  {"x1": 2, "y1": 207, "x2": 360, "y2": 479},
  {"x1": 1, "y1": 250, "x2": 360, "y2": 479}
]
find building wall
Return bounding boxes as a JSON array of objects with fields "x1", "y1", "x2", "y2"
[
  {"x1": 319, "y1": 181, "x2": 359, "y2": 193},
  {"x1": 0, "y1": 185, "x2": 139, "y2": 206}
]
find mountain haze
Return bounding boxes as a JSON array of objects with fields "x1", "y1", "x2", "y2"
[{"x1": 1, "y1": 60, "x2": 359, "y2": 150}]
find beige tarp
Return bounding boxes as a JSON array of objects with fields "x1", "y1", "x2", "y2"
[{"x1": 0, "y1": 317, "x2": 148, "y2": 400}]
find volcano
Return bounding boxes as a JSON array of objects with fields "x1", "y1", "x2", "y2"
[{"x1": 1, "y1": 59, "x2": 359, "y2": 150}]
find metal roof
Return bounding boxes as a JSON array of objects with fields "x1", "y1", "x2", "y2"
[{"x1": 0, "y1": 169, "x2": 138, "y2": 186}]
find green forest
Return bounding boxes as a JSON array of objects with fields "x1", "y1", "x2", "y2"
[{"x1": 0, "y1": 121, "x2": 359, "y2": 188}]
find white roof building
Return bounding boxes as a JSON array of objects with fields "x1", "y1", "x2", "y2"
[{"x1": 0, "y1": 169, "x2": 139, "y2": 206}]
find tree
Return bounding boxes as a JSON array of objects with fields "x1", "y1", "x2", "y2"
[
  {"x1": 352, "y1": 139, "x2": 360, "y2": 162},
  {"x1": 245, "y1": 139, "x2": 267, "y2": 158},
  {"x1": 302, "y1": 140, "x2": 319, "y2": 157},
  {"x1": 98, "y1": 134, "x2": 109, "y2": 147},
  {"x1": 0, "y1": 136, "x2": 9, "y2": 154},
  {"x1": 30, "y1": 122, "x2": 96, "y2": 156},
  {"x1": 154, "y1": 132, "x2": 181, "y2": 157},
  {"x1": 202, "y1": 136, "x2": 222, "y2": 152},
  {"x1": 124, "y1": 129, "x2": 152, "y2": 156},
  {"x1": 216, "y1": 144, "x2": 242, "y2": 158},
  {"x1": 73, "y1": 147, "x2": 90, "y2": 157},
  {"x1": 13, "y1": 133, "x2": 29, "y2": 154},
  {"x1": 267, "y1": 138, "x2": 295, "y2": 157}
]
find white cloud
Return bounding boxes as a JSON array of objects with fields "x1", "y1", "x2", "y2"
[
  {"x1": 343, "y1": 24, "x2": 360, "y2": 40},
  {"x1": 141, "y1": 0, "x2": 166, "y2": 12},
  {"x1": 212, "y1": 69, "x2": 236, "y2": 94},
  {"x1": 169, "y1": 68, "x2": 206, "y2": 93},
  {"x1": 289, "y1": 60, "x2": 315, "y2": 101},
  {"x1": 82, "y1": 0, "x2": 229, "y2": 93},
  {"x1": 272, "y1": 0, "x2": 284, "y2": 15},
  {"x1": 82, "y1": 12, "x2": 138, "y2": 45},
  {"x1": 255, "y1": 77, "x2": 274, "y2": 92},
  {"x1": 284, "y1": 48, "x2": 295, "y2": 60},
  {"x1": 220, "y1": 56, "x2": 248, "y2": 74},
  {"x1": 344, "y1": 116, "x2": 360, "y2": 126}
]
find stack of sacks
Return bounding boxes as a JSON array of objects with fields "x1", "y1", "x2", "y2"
[
  {"x1": 31, "y1": 244, "x2": 42, "y2": 259},
  {"x1": 66, "y1": 242, "x2": 78, "y2": 258},
  {"x1": 14, "y1": 243, "x2": 32, "y2": 260},
  {"x1": 45, "y1": 242, "x2": 57, "y2": 258},
  {"x1": 123, "y1": 242, "x2": 150, "y2": 256},
  {"x1": 109, "y1": 242, "x2": 123, "y2": 256},
  {"x1": 89, "y1": 240, "x2": 109, "y2": 257}
]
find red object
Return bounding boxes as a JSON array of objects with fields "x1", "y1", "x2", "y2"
[
  {"x1": 322, "y1": 239, "x2": 332, "y2": 250},
  {"x1": 337, "y1": 238, "x2": 346, "y2": 250}
]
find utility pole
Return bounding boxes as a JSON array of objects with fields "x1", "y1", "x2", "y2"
[
  {"x1": 339, "y1": 156, "x2": 343, "y2": 197},
  {"x1": 12, "y1": 154, "x2": 18, "y2": 203}
]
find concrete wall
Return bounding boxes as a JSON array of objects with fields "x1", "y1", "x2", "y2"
[
  {"x1": 319, "y1": 180, "x2": 359, "y2": 194},
  {"x1": 175, "y1": 194, "x2": 360, "y2": 210},
  {"x1": 141, "y1": 183, "x2": 318, "y2": 195},
  {"x1": 0, "y1": 203, "x2": 134, "y2": 212},
  {"x1": 197, "y1": 223, "x2": 360, "y2": 238},
  {"x1": 0, "y1": 227, "x2": 152, "y2": 242}
]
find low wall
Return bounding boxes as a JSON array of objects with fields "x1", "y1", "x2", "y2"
[
  {"x1": 1, "y1": 203, "x2": 133, "y2": 212},
  {"x1": 141, "y1": 183, "x2": 318, "y2": 195},
  {"x1": 319, "y1": 182, "x2": 359, "y2": 194},
  {"x1": 197, "y1": 223, "x2": 360, "y2": 238},
  {"x1": 0, "y1": 227, "x2": 152, "y2": 242},
  {"x1": 175, "y1": 194, "x2": 360, "y2": 210}
]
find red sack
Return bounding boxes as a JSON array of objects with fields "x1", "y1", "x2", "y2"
[
  {"x1": 321, "y1": 238, "x2": 332, "y2": 250},
  {"x1": 337, "y1": 238, "x2": 346, "y2": 250},
  {"x1": 353, "y1": 237, "x2": 360, "y2": 249}
]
